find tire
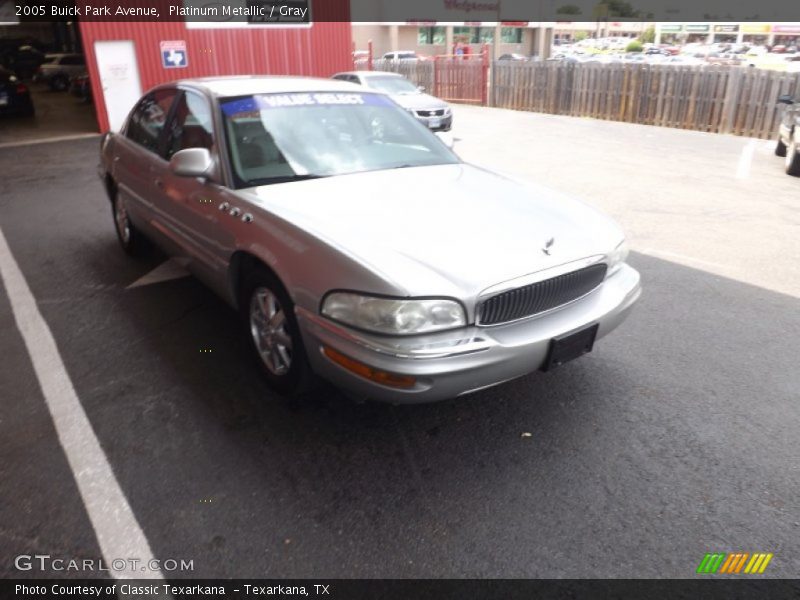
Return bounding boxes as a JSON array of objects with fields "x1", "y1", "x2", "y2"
[
  {"x1": 111, "y1": 190, "x2": 147, "y2": 256},
  {"x1": 785, "y1": 137, "x2": 800, "y2": 176},
  {"x1": 49, "y1": 75, "x2": 68, "y2": 91},
  {"x1": 775, "y1": 136, "x2": 787, "y2": 157},
  {"x1": 241, "y1": 267, "x2": 312, "y2": 397}
]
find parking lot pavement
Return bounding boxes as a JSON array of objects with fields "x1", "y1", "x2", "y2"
[
  {"x1": 453, "y1": 104, "x2": 800, "y2": 299},
  {"x1": 1, "y1": 119, "x2": 799, "y2": 578},
  {"x1": 0, "y1": 86, "x2": 98, "y2": 146}
]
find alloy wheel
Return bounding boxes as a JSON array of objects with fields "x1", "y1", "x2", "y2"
[{"x1": 249, "y1": 287, "x2": 293, "y2": 376}]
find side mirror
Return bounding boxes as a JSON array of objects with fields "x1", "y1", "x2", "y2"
[
  {"x1": 435, "y1": 131, "x2": 455, "y2": 149},
  {"x1": 778, "y1": 94, "x2": 795, "y2": 105},
  {"x1": 170, "y1": 148, "x2": 214, "y2": 179}
]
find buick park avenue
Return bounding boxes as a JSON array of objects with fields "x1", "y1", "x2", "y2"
[{"x1": 98, "y1": 76, "x2": 641, "y2": 403}]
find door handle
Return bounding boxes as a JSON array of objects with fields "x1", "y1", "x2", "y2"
[{"x1": 154, "y1": 178, "x2": 164, "y2": 189}]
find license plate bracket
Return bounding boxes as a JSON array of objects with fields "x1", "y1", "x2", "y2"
[
  {"x1": 541, "y1": 323, "x2": 599, "y2": 371},
  {"x1": 428, "y1": 117, "x2": 441, "y2": 129}
]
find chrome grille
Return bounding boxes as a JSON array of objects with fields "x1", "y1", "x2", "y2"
[
  {"x1": 416, "y1": 109, "x2": 446, "y2": 117},
  {"x1": 477, "y1": 263, "x2": 608, "y2": 325}
]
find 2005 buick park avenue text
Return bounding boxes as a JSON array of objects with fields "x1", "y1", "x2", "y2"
[
  {"x1": 17, "y1": 4, "x2": 161, "y2": 17},
  {"x1": 23, "y1": 3, "x2": 310, "y2": 18}
]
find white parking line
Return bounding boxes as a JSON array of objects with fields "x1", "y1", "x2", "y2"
[
  {"x1": 0, "y1": 133, "x2": 101, "y2": 150},
  {"x1": 735, "y1": 139, "x2": 757, "y2": 179},
  {"x1": 0, "y1": 225, "x2": 164, "y2": 580}
]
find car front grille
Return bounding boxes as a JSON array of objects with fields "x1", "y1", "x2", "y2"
[
  {"x1": 477, "y1": 263, "x2": 608, "y2": 325},
  {"x1": 415, "y1": 109, "x2": 446, "y2": 117}
]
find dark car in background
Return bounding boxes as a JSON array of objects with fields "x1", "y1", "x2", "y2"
[
  {"x1": 1, "y1": 45, "x2": 46, "y2": 80},
  {"x1": 775, "y1": 93, "x2": 800, "y2": 176},
  {"x1": 0, "y1": 67, "x2": 35, "y2": 117},
  {"x1": 33, "y1": 53, "x2": 86, "y2": 91},
  {"x1": 70, "y1": 73, "x2": 92, "y2": 102}
]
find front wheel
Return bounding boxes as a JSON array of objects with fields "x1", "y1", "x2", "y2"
[
  {"x1": 49, "y1": 75, "x2": 68, "y2": 91},
  {"x1": 785, "y1": 138, "x2": 800, "y2": 176},
  {"x1": 241, "y1": 268, "x2": 312, "y2": 397},
  {"x1": 775, "y1": 136, "x2": 787, "y2": 157}
]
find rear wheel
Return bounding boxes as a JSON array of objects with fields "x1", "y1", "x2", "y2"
[
  {"x1": 785, "y1": 137, "x2": 800, "y2": 176},
  {"x1": 241, "y1": 268, "x2": 311, "y2": 397},
  {"x1": 111, "y1": 191, "x2": 146, "y2": 256}
]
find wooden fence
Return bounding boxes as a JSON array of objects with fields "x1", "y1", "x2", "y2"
[
  {"x1": 492, "y1": 62, "x2": 800, "y2": 139},
  {"x1": 357, "y1": 57, "x2": 488, "y2": 104}
]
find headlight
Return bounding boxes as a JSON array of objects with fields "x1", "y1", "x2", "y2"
[
  {"x1": 607, "y1": 240, "x2": 629, "y2": 275},
  {"x1": 443, "y1": 106, "x2": 452, "y2": 116},
  {"x1": 321, "y1": 293, "x2": 466, "y2": 335}
]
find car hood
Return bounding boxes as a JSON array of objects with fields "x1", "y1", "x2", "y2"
[
  {"x1": 240, "y1": 164, "x2": 623, "y2": 299},
  {"x1": 388, "y1": 92, "x2": 449, "y2": 111}
]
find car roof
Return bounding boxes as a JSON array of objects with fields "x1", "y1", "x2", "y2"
[
  {"x1": 333, "y1": 71, "x2": 404, "y2": 79},
  {"x1": 173, "y1": 75, "x2": 364, "y2": 97}
]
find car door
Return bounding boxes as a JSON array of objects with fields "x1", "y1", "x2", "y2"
[
  {"x1": 159, "y1": 89, "x2": 236, "y2": 290},
  {"x1": 112, "y1": 88, "x2": 184, "y2": 254}
]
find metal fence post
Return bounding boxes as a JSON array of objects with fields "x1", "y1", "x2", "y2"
[{"x1": 368, "y1": 40, "x2": 373, "y2": 71}]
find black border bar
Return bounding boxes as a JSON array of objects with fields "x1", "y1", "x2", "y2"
[
  {"x1": 4, "y1": 0, "x2": 800, "y2": 23},
  {"x1": 4, "y1": 579, "x2": 800, "y2": 600}
]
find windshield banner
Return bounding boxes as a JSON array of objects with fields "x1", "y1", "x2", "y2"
[{"x1": 221, "y1": 93, "x2": 392, "y2": 115}]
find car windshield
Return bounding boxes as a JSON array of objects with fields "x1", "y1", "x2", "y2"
[
  {"x1": 220, "y1": 92, "x2": 458, "y2": 187},
  {"x1": 364, "y1": 77, "x2": 419, "y2": 94}
]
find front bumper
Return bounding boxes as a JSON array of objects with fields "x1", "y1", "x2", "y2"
[
  {"x1": 414, "y1": 112, "x2": 453, "y2": 131},
  {"x1": 297, "y1": 263, "x2": 641, "y2": 403}
]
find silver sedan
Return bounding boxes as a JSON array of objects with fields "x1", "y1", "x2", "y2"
[{"x1": 99, "y1": 76, "x2": 641, "y2": 403}]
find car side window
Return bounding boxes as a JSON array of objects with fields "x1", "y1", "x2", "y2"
[
  {"x1": 126, "y1": 90, "x2": 178, "y2": 154},
  {"x1": 163, "y1": 91, "x2": 215, "y2": 160}
]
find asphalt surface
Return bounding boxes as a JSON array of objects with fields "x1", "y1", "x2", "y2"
[
  {"x1": 0, "y1": 86, "x2": 98, "y2": 146},
  {"x1": 1, "y1": 111, "x2": 799, "y2": 579}
]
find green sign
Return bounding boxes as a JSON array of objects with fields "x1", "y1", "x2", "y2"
[
  {"x1": 685, "y1": 24, "x2": 710, "y2": 33},
  {"x1": 660, "y1": 25, "x2": 682, "y2": 32}
]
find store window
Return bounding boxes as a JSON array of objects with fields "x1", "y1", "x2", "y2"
[
  {"x1": 418, "y1": 26, "x2": 446, "y2": 45},
  {"x1": 501, "y1": 27, "x2": 523, "y2": 43},
  {"x1": 453, "y1": 27, "x2": 495, "y2": 44}
]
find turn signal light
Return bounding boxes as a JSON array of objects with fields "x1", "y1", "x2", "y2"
[{"x1": 322, "y1": 346, "x2": 416, "y2": 389}]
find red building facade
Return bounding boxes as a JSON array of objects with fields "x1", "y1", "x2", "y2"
[{"x1": 79, "y1": 15, "x2": 351, "y2": 131}]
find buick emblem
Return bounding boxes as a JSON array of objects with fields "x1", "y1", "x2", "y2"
[{"x1": 542, "y1": 237, "x2": 555, "y2": 255}]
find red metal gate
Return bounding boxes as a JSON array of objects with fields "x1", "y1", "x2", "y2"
[{"x1": 433, "y1": 45, "x2": 489, "y2": 105}]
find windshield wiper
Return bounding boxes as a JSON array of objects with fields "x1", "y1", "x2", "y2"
[{"x1": 250, "y1": 174, "x2": 327, "y2": 186}]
